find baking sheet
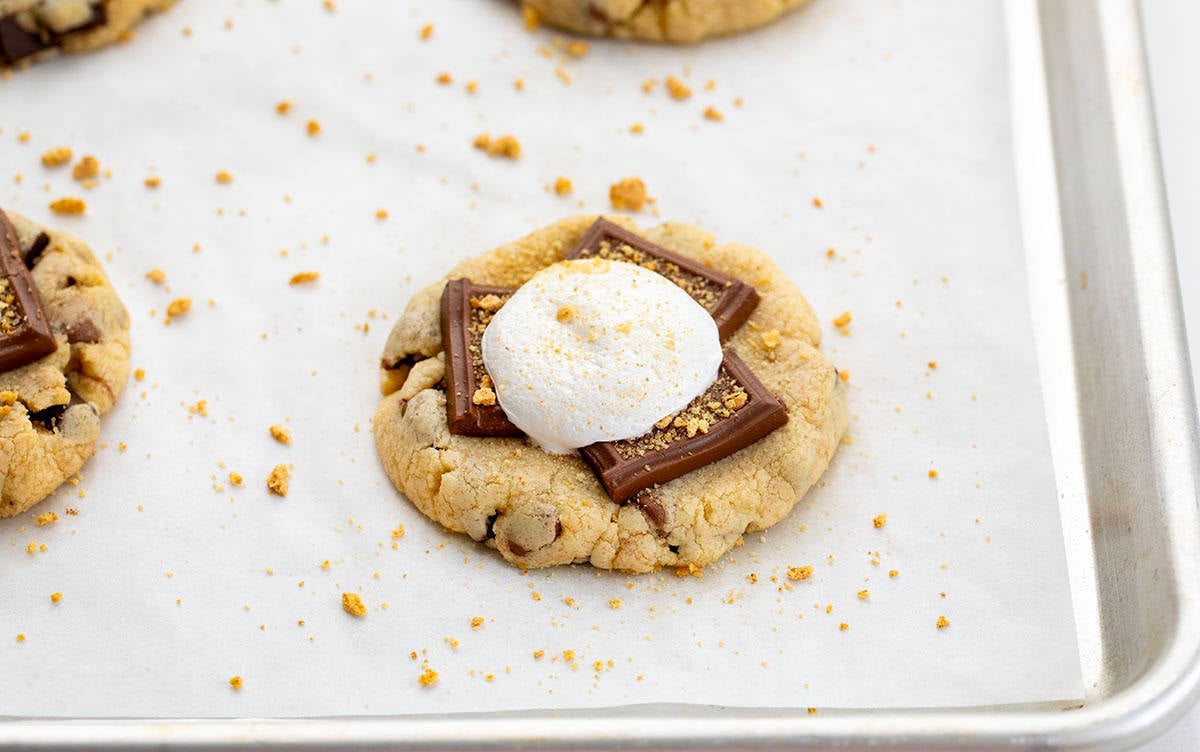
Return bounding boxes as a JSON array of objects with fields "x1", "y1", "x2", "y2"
[{"x1": 0, "y1": 0, "x2": 1083, "y2": 716}]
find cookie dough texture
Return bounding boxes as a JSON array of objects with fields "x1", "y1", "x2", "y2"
[
  {"x1": 374, "y1": 216, "x2": 847, "y2": 573},
  {"x1": 523, "y1": 0, "x2": 810, "y2": 43},
  {"x1": 0, "y1": 211, "x2": 130, "y2": 517},
  {"x1": 0, "y1": 0, "x2": 173, "y2": 65}
]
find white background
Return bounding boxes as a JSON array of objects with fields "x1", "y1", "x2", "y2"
[{"x1": 1138, "y1": 1, "x2": 1200, "y2": 750}]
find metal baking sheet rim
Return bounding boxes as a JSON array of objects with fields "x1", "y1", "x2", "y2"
[{"x1": 3, "y1": 0, "x2": 1199, "y2": 749}]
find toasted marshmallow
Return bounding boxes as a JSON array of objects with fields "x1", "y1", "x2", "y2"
[{"x1": 481, "y1": 258, "x2": 722, "y2": 454}]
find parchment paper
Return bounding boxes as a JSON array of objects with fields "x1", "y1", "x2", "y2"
[{"x1": 0, "y1": 0, "x2": 1083, "y2": 716}]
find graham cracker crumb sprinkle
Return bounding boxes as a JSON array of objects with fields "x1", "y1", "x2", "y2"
[
  {"x1": 474, "y1": 134, "x2": 521, "y2": 159},
  {"x1": 229, "y1": 676, "x2": 244, "y2": 690},
  {"x1": 471, "y1": 387, "x2": 496, "y2": 406},
  {"x1": 928, "y1": 361, "x2": 938, "y2": 369},
  {"x1": 436, "y1": 72, "x2": 453, "y2": 85},
  {"x1": 266, "y1": 464, "x2": 291, "y2": 496},
  {"x1": 16, "y1": 634, "x2": 26, "y2": 643},
  {"x1": 49, "y1": 197, "x2": 86, "y2": 215},
  {"x1": 928, "y1": 469, "x2": 938, "y2": 479},
  {"x1": 609, "y1": 177, "x2": 647, "y2": 212},
  {"x1": 134, "y1": 369, "x2": 145, "y2": 381},
  {"x1": 50, "y1": 592, "x2": 62, "y2": 603},
  {"x1": 873, "y1": 513, "x2": 887, "y2": 529},
  {"x1": 812, "y1": 197, "x2": 824, "y2": 208},
  {"x1": 839, "y1": 623, "x2": 849, "y2": 631},
  {"x1": 306, "y1": 120, "x2": 322, "y2": 137},
  {"x1": 229, "y1": 472, "x2": 244, "y2": 486},
  {"x1": 703, "y1": 106, "x2": 724, "y2": 122},
  {"x1": 613, "y1": 367, "x2": 747, "y2": 460},
  {"x1": 857, "y1": 590, "x2": 869, "y2": 600},
  {"x1": 565, "y1": 40, "x2": 590, "y2": 58},
  {"x1": 665, "y1": 76, "x2": 692, "y2": 100},
  {"x1": 937, "y1": 615, "x2": 951, "y2": 629},
  {"x1": 420, "y1": 23, "x2": 433, "y2": 40},
  {"x1": 761, "y1": 329, "x2": 781, "y2": 350},
  {"x1": 41, "y1": 147, "x2": 73, "y2": 167},
  {"x1": 889, "y1": 570, "x2": 899, "y2": 578},
  {"x1": 470, "y1": 616, "x2": 484, "y2": 629},
  {"x1": 376, "y1": 208, "x2": 389, "y2": 220},
  {"x1": 276, "y1": 100, "x2": 292, "y2": 115},
  {"x1": 72, "y1": 155, "x2": 100, "y2": 181},
  {"x1": 269, "y1": 424, "x2": 292, "y2": 444},
  {"x1": 832, "y1": 311, "x2": 852, "y2": 329},
  {"x1": 215, "y1": 171, "x2": 233, "y2": 184},
  {"x1": 554, "y1": 176, "x2": 573, "y2": 196},
  {"x1": 630, "y1": 123, "x2": 644, "y2": 134},
  {"x1": 342, "y1": 592, "x2": 367, "y2": 618},
  {"x1": 165, "y1": 297, "x2": 192, "y2": 323},
  {"x1": 391, "y1": 524, "x2": 405, "y2": 539},
  {"x1": 35, "y1": 512, "x2": 58, "y2": 526},
  {"x1": 787, "y1": 566, "x2": 814, "y2": 581},
  {"x1": 289, "y1": 271, "x2": 320, "y2": 285},
  {"x1": 145, "y1": 268, "x2": 166, "y2": 284},
  {"x1": 609, "y1": 599, "x2": 622, "y2": 609},
  {"x1": 418, "y1": 668, "x2": 439, "y2": 687}
]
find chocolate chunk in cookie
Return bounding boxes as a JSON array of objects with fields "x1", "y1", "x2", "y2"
[{"x1": 0, "y1": 212, "x2": 56, "y2": 372}]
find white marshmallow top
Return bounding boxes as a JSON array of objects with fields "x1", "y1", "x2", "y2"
[{"x1": 481, "y1": 258, "x2": 722, "y2": 454}]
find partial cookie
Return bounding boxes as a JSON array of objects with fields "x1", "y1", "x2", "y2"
[
  {"x1": 0, "y1": 208, "x2": 131, "y2": 517},
  {"x1": 522, "y1": 0, "x2": 810, "y2": 43},
  {"x1": 374, "y1": 216, "x2": 847, "y2": 573},
  {"x1": 0, "y1": 0, "x2": 173, "y2": 67}
]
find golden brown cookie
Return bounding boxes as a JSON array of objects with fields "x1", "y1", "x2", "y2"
[
  {"x1": 0, "y1": 0, "x2": 174, "y2": 67},
  {"x1": 0, "y1": 209, "x2": 130, "y2": 517},
  {"x1": 373, "y1": 216, "x2": 846, "y2": 573},
  {"x1": 522, "y1": 0, "x2": 810, "y2": 43}
]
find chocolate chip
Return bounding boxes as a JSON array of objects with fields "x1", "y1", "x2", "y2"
[
  {"x1": 65, "y1": 316, "x2": 101, "y2": 344},
  {"x1": 629, "y1": 493, "x2": 668, "y2": 536},
  {"x1": 24, "y1": 233, "x2": 49, "y2": 269},
  {"x1": 0, "y1": 17, "x2": 51, "y2": 66},
  {"x1": 28, "y1": 392, "x2": 91, "y2": 431},
  {"x1": 482, "y1": 512, "x2": 498, "y2": 541}
]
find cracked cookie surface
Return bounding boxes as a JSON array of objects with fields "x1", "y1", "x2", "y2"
[
  {"x1": 0, "y1": 0, "x2": 174, "y2": 66},
  {"x1": 522, "y1": 0, "x2": 810, "y2": 43},
  {"x1": 0, "y1": 209, "x2": 130, "y2": 517},
  {"x1": 373, "y1": 216, "x2": 847, "y2": 573}
]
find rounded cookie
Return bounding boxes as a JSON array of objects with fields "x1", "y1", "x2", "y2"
[
  {"x1": 0, "y1": 0, "x2": 174, "y2": 67},
  {"x1": 0, "y1": 209, "x2": 131, "y2": 517},
  {"x1": 373, "y1": 216, "x2": 847, "y2": 573},
  {"x1": 522, "y1": 0, "x2": 810, "y2": 43}
]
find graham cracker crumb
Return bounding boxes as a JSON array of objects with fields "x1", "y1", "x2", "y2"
[
  {"x1": 812, "y1": 197, "x2": 824, "y2": 208},
  {"x1": 34, "y1": 512, "x2": 58, "y2": 526},
  {"x1": 936, "y1": 615, "x2": 950, "y2": 629},
  {"x1": 134, "y1": 369, "x2": 145, "y2": 380},
  {"x1": 41, "y1": 147, "x2": 73, "y2": 167},
  {"x1": 49, "y1": 197, "x2": 86, "y2": 215},
  {"x1": 165, "y1": 297, "x2": 192, "y2": 324},
  {"x1": 609, "y1": 177, "x2": 647, "y2": 212},
  {"x1": 436, "y1": 72, "x2": 453, "y2": 85},
  {"x1": 289, "y1": 271, "x2": 320, "y2": 285},
  {"x1": 839, "y1": 623, "x2": 849, "y2": 631},
  {"x1": 418, "y1": 668, "x2": 439, "y2": 687},
  {"x1": 215, "y1": 171, "x2": 233, "y2": 184},
  {"x1": 565, "y1": 40, "x2": 589, "y2": 58},
  {"x1": 306, "y1": 119, "x2": 322, "y2": 137},
  {"x1": 376, "y1": 208, "x2": 389, "y2": 220},
  {"x1": 787, "y1": 566, "x2": 813, "y2": 581},
  {"x1": 269, "y1": 424, "x2": 292, "y2": 444},
  {"x1": 391, "y1": 524, "x2": 405, "y2": 539},
  {"x1": 229, "y1": 675, "x2": 244, "y2": 690},
  {"x1": 554, "y1": 176, "x2": 573, "y2": 196},
  {"x1": 471, "y1": 386, "x2": 496, "y2": 406},
  {"x1": 761, "y1": 329, "x2": 781, "y2": 350},
  {"x1": 857, "y1": 590, "x2": 869, "y2": 600},
  {"x1": 703, "y1": 106, "x2": 724, "y2": 122},
  {"x1": 341, "y1": 592, "x2": 367, "y2": 618},
  {"x1": 665, "y1": 76, "x2": 692, "y2": 100},
  {"x1": 889, "y1": 569, "x2": 899, "y2": 578},
  {"x1": 470, "y1": 616, "x2": 485, "y2": 629},
  {"x1": 276, "y1": 100, "x2": 292, "y2": 115},
  {"x1": 420, "y1": 23, "x2": 433, "y2": 40},
  {"x1": 832, "y1": 311, "x2": 852, "y2": 329},
  {"x1": 556, "y1": 304, "x2": 576, "y2": 322},
  {"x1": 266, "y1": 464, "x2": 291, "y2": 496},
  {"x1": 928, "y1": 469, "x2": 938, "y2": 479},
  {"x1": 145, "y1": 269, "x2": 166, "y2": 284},
  {"x1": 630, "y1": 123, "x2": 644, "y2": 134},
  {"x1": 609, "y1": 598, "x2": 622, "y2": 609},
  {"x1": 229, "y1": 471, "x2": 244, "y2": 486},
  {"x1": 72, "y1": 155, "x2": 100, "y2": 181},
  {"x1": 474, "y1": 134, "x2": 521, "y2": 159},
  {"x1": 50, "y1": 592, "x2": 62, "y2": 603},
  {"x1": 928, "y1": 361, "x2": 938, "y2": 369},
  {"x1": 873, "y1": 513, "x2": 887, "y2": 529},
  {"x1": 16, "y1": 634, "x2": 26, "y2": 643},
  {"x1": 144, "y1": 176, "x2": 162, "y2": 188}
]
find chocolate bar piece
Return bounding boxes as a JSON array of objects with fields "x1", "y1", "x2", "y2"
[
  {"x1": 440, "y1": 279, "x2": 523, "y2": 437},
  {"x1": 0, "y1": 3, "x2": 106, "y2": 66},
  {"x1": 564, "y1": 218, "x2": 759, "y2": 341},
  {"x1": 580, "y1": 349, "x2": 788, "y2": 503},
  {"x1": 0, "y1": 210, "x2": 56, "y2": 372}
]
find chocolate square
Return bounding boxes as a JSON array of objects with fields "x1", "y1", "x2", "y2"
[
  {"x1": 0, "y1": 210, "x2": 56, "y2": 373},
  {"x1": 564, "y1": 218, "x2": 760, "y2": 341},
  {"x1": 579, "y1": 349, "x2": 788, "y2": 503},
  {"x1": 440, "y1": 279, "x2": 523, "y2": 437}
]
